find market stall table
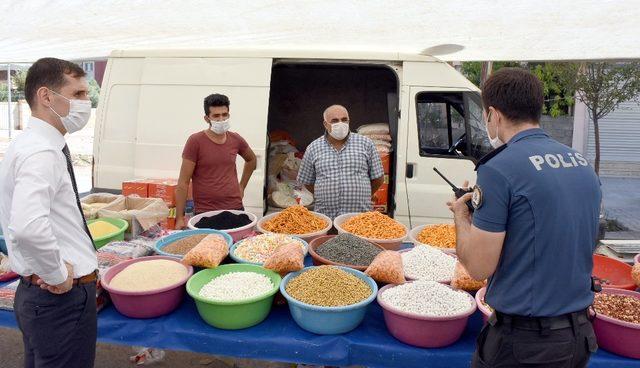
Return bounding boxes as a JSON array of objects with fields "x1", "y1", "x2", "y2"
[{"x1": 0, "y1": 286, "x2": 638, "y2": 367}]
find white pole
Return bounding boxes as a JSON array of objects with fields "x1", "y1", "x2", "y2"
[{"x1": 7, "y1": 63, "x2": 12, "y2": 139}]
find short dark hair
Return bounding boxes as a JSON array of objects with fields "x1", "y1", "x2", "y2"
[
  {"x1": 25, "y1": 58, "x2": 86, "y2": 108},
  {"x1": 203, "y1": 93, "x2": 230, "y2": 114},
  {"x1": 482, "y1": 67, "x2": 543, "y2": 123}
]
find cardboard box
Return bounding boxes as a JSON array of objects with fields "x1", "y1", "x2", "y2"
[
  {"x1": 148, "y1": 179, "x2": 178, "y2": 207},
  {"x1": 122, "y1": 180, "x2": 148, "y2": 198},
  {"x1": 123, "y1": 178, "x2": 192, "y2": 207}
]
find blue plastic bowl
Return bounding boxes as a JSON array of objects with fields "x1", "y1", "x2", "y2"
[
  {"x1": 280, "y1": 266, "x2": 378, "y2": 334},
  {"x1": 229, "y1": 235, "x2": 309, "y2": 265},
  {"x1": 0, "y1": 235, "x2": 6, "y2": 255},
  {"x1": 155, "y1": 229, "x2": 233, "y2": 258}
]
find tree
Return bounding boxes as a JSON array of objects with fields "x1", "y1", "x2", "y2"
[
  {"x1": 559, "y1": 62, "x2": 640, "y2": 174},
  {"x1": 88, "y1": 79, "x2": 100, "y2": 108},
  {"x1": 461, "y1": 61, "x2": 521, "y2": 87},
  {"x1": 462, "y1": 61, "x2": 576, "y2": 117},
  {"x1": 12, "y1": 70, "x2": 27, "y2": 94},
  {"x1": 531, "y1": 63, "x2": 576, "y2": 117}
]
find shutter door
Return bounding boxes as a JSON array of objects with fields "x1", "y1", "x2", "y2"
[{"x1": 587, "y1": 101, "x2": 640, "y2": 162}]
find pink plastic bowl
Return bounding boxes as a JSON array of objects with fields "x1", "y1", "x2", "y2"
[
  {"x1": 102, "y1": 256, "x2": 193, "y2": 319},
  {"x1": 592, "y1": 288, "x2": 640, "y2": 359},
  {"x1": 475, "y1": 287, "x2": 493, "y2": 323},
  {"x1": 634, "y1": 253, "x2": 639, "y2": 265},
  {"x1": 377, "y1": 282, "x2": 476, "y2": 348}
]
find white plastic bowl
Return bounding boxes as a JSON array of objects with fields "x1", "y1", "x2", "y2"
[
  {"x1": 188, "y1": 210, "x2": 257, "y2": 242},
  {"x1": 256, "y1": 210, "x2": 332, "y2": 243},
  {"x1": 334, "y1": 213, "x2": 408, "y2": 250},
  {"x1": 409, "y1": 224, "x2": 456, "y2": 255}
]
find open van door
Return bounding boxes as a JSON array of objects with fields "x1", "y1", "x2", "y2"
[
  {"x1": 397, "y1": 62, "x2": 490, "y2": 227},
  {"x1": 94, "y1": 56, "x2": 272, "y2": 216}
]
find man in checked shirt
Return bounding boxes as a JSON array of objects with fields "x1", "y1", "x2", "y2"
[{"x1": 297, "y1": 105, "x2": 385, "y2": 219}]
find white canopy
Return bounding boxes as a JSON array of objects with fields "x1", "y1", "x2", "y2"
[{"x1": 1, "y1": 0, "x2": 639, "y2": 63}]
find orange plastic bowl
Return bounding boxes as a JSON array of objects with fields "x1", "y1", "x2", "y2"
[{"x1": 593, "y1": 254, "x2": 635, "y2": 290}]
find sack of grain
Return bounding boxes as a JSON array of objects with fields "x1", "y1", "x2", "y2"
[
  {"x1": 632, "y1": 263, "x2": 640, "y2": 287},
  {"x1": 81, "y1": 193, "x2": 125, "y2": 220},
  {"x1": 183, "y1": 234, "x2": 229, "y2": 268},
  {"x1": 264, "y1": 242, "x2": 305, "y2": 275},
  {"x1": 357, "y1": 123, "x2": 390, "y2": 135},
  {"x1": 366, "y1": 134, "x2": 392, "y2": 142},
  {"x1": 98, "y1": 196, "x2": 169, "y2": 238},
  {"x1": 365, "y1": 250, "x2": 405, "y2": 284},
  {"x1": 450, "y1": 262, "x2": 486, "y2": 291}
]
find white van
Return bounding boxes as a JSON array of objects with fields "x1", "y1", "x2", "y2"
[{"x1": 93, "y1": 49, "x2": 491, "y2": 227}]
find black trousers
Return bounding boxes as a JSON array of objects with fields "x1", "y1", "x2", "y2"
[
  {"x1": 14, "y1": 279, "x2": 97, "y2": 368},
  {"x1": 472, "y1": 311, "x2": 598, "y2": 368}
]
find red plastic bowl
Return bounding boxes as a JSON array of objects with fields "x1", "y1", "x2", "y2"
[
  {"x1": 593, "y1": 254, "x2": 635, "y2": 290},
  {"x1": 102, "y1": 256, "x2": 193, "y2": 319},
  {"x1": 377, "y1": 282, "x2": 476, "y2": 348},
  {"x1": 592, "y1": 288, "x2": 640, "y2": 359}
]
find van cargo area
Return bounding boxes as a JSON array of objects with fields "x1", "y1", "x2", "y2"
[{"x1": 264, "y1": 62, "x2": 399, "y2": 216}]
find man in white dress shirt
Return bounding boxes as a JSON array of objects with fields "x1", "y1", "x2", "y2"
[{"x1": 0, "y1": 58, "x2": 98, "y2": 368}]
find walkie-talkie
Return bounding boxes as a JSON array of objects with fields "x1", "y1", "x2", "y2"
[{"x1": 433, "y1": 167, "x2": 474, "y2": 212}]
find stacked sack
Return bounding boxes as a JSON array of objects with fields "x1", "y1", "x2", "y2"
[
  {"x1": 357, "y1": 124, "x2": 392, "y2": 213},
  {"x1": 357, "y1": 123, "x2": 393, "y2": 154}
]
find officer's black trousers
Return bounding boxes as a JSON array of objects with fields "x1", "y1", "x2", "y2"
[{"x1": 472, "y1": 311, "x2": 598, "y2": 368}]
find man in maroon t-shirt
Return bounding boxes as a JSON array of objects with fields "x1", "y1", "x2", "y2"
[{"x1": 175, "y1": 94, "x2": 257, "y2": 229}]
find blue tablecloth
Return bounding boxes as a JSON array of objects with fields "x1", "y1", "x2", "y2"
[{"x1": 0, "y1": 292, "x2": 638, "y2": 367}]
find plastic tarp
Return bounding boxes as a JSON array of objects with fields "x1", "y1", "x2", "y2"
[
  {"x1": 1, "y1": 0, "x2": 639, "y2": 63},
  {"x1": 1, "y1": 292, "x2": 639, "y2": 367}
]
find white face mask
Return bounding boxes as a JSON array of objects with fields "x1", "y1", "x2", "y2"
[
  {"x1": 329, "y1": 122, "x2": 350, "y2": 140},
  {"x1": 485, "y1": 111, "x2": 504, "y2": 149},
  {"x1": 210, "y1": 118, "x2": 230, "y2": 135},
  {"x1": 49, "y1": 90, "x2": 92, "y2": 134}
]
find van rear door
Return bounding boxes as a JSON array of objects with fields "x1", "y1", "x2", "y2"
[{"x1": 94, "y1": 56, "x2": 272, "y2": 215}]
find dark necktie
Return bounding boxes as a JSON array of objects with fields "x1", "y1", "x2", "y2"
[{"x1": 62, "y1": 144, "x2": 95, "y2": 246}]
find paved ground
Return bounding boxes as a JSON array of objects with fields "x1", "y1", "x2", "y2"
[
  {"x1": 0, "y1": 327, "x2": 297, "y2": 368},
  {"x1": 600, "y1": 176, "x2": 640, "y2": 232}
]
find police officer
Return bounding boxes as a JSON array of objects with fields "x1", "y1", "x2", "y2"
[{"x1": 448, "y1": 68, "x2": 601, "y2": 368}]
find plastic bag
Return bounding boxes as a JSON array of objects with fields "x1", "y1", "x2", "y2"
[
  {"x1": 183, "y1": 234, "x2": 229, "y2": 268},
  {"x1": 365, "y1": 250, "x2": 405, "y2": 284},
  {"x1": 264, "y1": 242, "x2": 304, "y2": 275},
  {"x1": 451, "y1": 262, "x2": 486, "y2": 291},
  {"x1": 0, "y1": 280, "x2": 19, "y2": 311},
  {"x1": 632, "y1": 263, "x2": 640, "y2": 287},
  {"x1": 130, "y1": 347, "x2": 166, "y2": 365}
]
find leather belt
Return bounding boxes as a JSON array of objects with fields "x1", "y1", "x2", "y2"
[
  {"x1": 491, "y1": 309, "x2": 590, "y2": 331},
  {"x1": 22, "y1": 270, "x2": 98, "y2": 286}
]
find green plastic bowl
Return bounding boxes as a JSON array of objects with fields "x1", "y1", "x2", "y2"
[
  {"x1": 186, "y1": 264, "x2": 281, "y2": 330},
  {"x1": 87, "y1": 218, "x2": 129, "y2": 249}
]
